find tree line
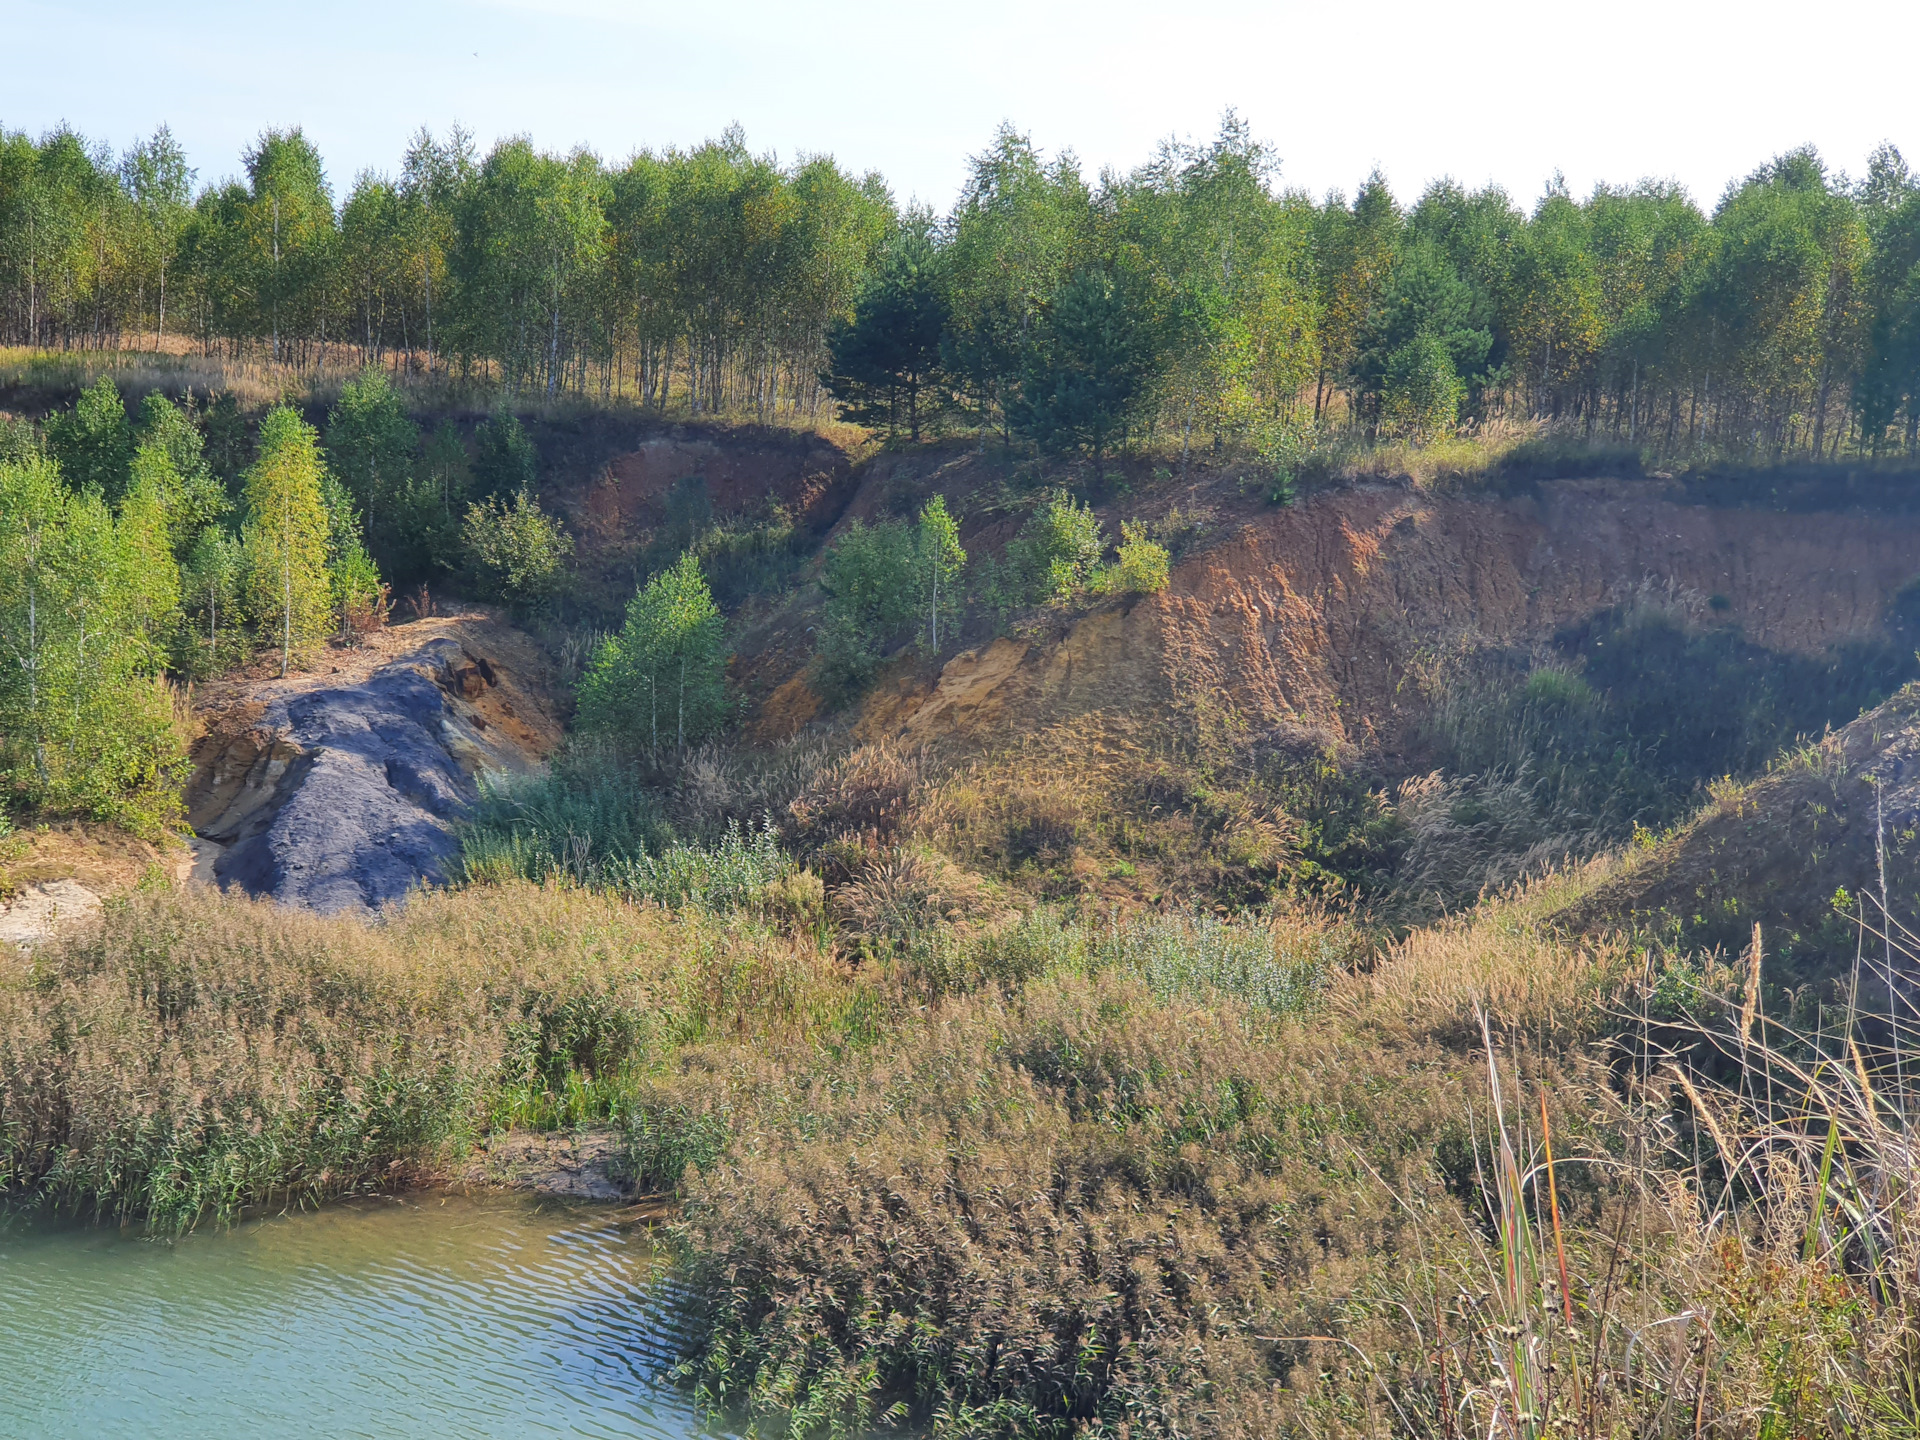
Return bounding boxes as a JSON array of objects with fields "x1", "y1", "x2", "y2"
[
  {"x1": 0, "y1": 122, "x2": 890, "y2": 419},
  {"x1": 7, "y1": 117, "x2": 1920, "y2": 459},
  {"x1": 827, "y1": 121, "x2": 1920, "y2": 466}
]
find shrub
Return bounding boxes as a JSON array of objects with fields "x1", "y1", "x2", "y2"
[
  {"x1": 1090, "y1": 520, "x2": 1168, "y2": 597},
  {"x1": 458, "y1": 762, "x2": 671, "y2": 884},
  {"x1": 325, "y1": 366, "x2": 420, "y2": 578},
  {"x1": 995, "y1": 489, "x2": 1105, "y2": 610},
  {"x1": 815, "y1": 518, "x2": 918, "y2": 698},
  {"x1": 603, "y1": 817, "x2": 792, "y2": 911},
  {"x1": 460, "y1": 489, "x2": 573, "y2": 614}
]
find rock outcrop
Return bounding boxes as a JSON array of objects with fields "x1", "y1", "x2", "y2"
[{"x1": 187, "y1": 618, "x2": 560, "y2": 914}]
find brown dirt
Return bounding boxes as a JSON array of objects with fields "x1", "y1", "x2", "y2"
[
  {"x1": 451, "y1": 1128, "x2": 635, "y2": 1203},
  {"x1": 847, "y1": 478, "x2": 1920, "y2": 759}
]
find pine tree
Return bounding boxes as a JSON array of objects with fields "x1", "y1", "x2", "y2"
[
  {"x1": 240, "y1": 407, "x2": 332, "y2": 676},
  {"x1": 822, "y1": 223, "x2": 949, "y2": 441},
  {"x1": 1013, "y1": 269, "x2": 1158, "y2": 483}
]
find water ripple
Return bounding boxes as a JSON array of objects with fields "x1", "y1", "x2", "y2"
[{"x1": 0, "y1": 1194, "x2": 727, "y2": 1440}]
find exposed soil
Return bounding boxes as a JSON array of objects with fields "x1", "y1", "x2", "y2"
[
  {"x1": 835, "y1": 477, "x2": 1920, "y2": 759},
  {"x1": 450, "y1": 1128, "x2": 637, "y2": 1204},
  {"x1": 0, "y1": 822, "x2": 192, "y2": 950}
]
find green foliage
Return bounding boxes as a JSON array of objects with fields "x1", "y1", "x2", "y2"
[
  {"x1": 130, "y1": 395, "x2": 228, "y2": 557},
  {"x1": 179, "y1": 527, "x2": 246, "y2": 678},
  {"x1": 1011, "y1": 267, "x2": 1158, "y2": 479},
  {"x1": 823, "y1": 220, "x2": 950, "y2": 441},
  {"x1": 460, "y1": 489, "x2": 573, "y2": 615},
  {"x1": 321, "y1": 474, "x2": 386, "y2": 638},
  {"x1": 1091, "y1": 520, "x2": 1169, "y2": 597},
  {"x1": 814, "y1": 518, "x2": 919, "y2": 698},
  {"x1": 239, "y1": 406, "x2": 333, "y2": 673},
  {"x1": 602, "y1": 818, "x2": 791, "y2": 910},
  {"x1": 0, "y1": 416, "x2": 41, "y2": 466},
  {"x1": 458, "y1": 763, "x2": 671, "y2": 886},
  {"x1": 995, "y1": 489, "x2": 1106, "y2": 609},
  {"x1": 470, "y1": 411, "x2": 539, "y2": 503},
  {"x1": 1381, "y1": 330, "x2": 1467, "y2": 438},
  {"x1": 458, "y1": 767, "x2": 788, "y2": 912},
  {"x1": 12, "y1": 120, "x2": 1920, "y2": 459},
  {"x1": 0, "y1": 455, "x2": 186, "y2": 834},
  {"x1": 1351, "y1": 238, "x2": 1491, "y2": 436},
  {"x1": 324, "y1": 366, "x2": 421, "y2": 579},
  {"x1": 198, "y1": 391, "x2": 254, "y2": 492},
  {"x1": 116, "y1": 457, "x2": 183, "y2": 651},
  {"x1": 915, "y1": 495, "x2": 966, "y2": 649},
  {"x1": 577, "y1": 552, "x2": 728, "y2": 749},
  {"x1": 45, "y1": 376, "x2": 133, "y2": 500}
]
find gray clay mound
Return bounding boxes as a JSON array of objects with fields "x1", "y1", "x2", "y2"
[{"x1": 189, "y1": 634, "x2": 552, "y2": 914}]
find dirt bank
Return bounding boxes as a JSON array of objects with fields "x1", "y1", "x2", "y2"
[
  {"x1": 849, "y1": 478, "x2": 1920, "y2": 755},
  {"x1": 186, "y1": 614, "x2": 562, "y2": 913}
]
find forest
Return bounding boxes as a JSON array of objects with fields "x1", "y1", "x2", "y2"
[{"x1": 3, "y1": 117, "x2": 1920, "y2": 461}]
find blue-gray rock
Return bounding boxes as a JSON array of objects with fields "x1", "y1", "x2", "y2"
[{"x1": 189, "y1": 635, "x2": 549, "y2": 915}]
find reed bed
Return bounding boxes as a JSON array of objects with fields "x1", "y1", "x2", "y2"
[
  {"x1": 0, "y1": 880, "x2": 855, "y2": 1227},
  {"x1": 13, "y1": 860, "x2": 1920, "y2": 1437}
]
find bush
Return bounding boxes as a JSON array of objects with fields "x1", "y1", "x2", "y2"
[
  {"x1": 603, "y1": 818, "x2": 792, "y2": 910},
  {"x1": 1091, "y1": 520, "x2": 1168, "y2": 597},
  {"x1": 461, "y1": 489, "x2": 572, "y2": 614},
  {"x1": 995, "y1": 489, "x2": 1105, "y2": 610},
  {"x1": 814, "y1": 518, "x2": 918, "y2": 698}
]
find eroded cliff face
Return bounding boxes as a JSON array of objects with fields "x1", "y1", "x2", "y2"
[{"x1": 855, "y1": 479, "x2": 1920, "y2": 754}]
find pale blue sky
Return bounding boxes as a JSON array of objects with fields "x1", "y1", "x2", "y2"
[{"x1": 11, "y1": 0, "x2": 1920, "y2": 210}]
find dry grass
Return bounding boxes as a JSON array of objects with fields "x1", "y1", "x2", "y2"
[
  {"x1": 0, "y1": 344, "x2": 872, "y2": 441},
  {"x1": 11, "y1": 814, "x2": 1920, "y2": 1436},
  {"x1": 0, "y1": 879, "x2": 857, "y2": 1226},
  {"x1": 657, "y1": 872, "x2": 1920, "y2": 1439}
]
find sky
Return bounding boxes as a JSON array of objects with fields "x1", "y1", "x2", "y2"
[{"x1": 9, "y1": 0, "x2": 1920, "y2": 213}]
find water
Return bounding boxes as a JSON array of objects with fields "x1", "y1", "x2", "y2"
[{"x1": 0, "y1": 1193, "x2": 721, "y2": 1440}]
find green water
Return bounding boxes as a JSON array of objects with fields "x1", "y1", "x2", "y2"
[{"x1": 0, "y1": 1193, "x2": 720, "y2": 1440}]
